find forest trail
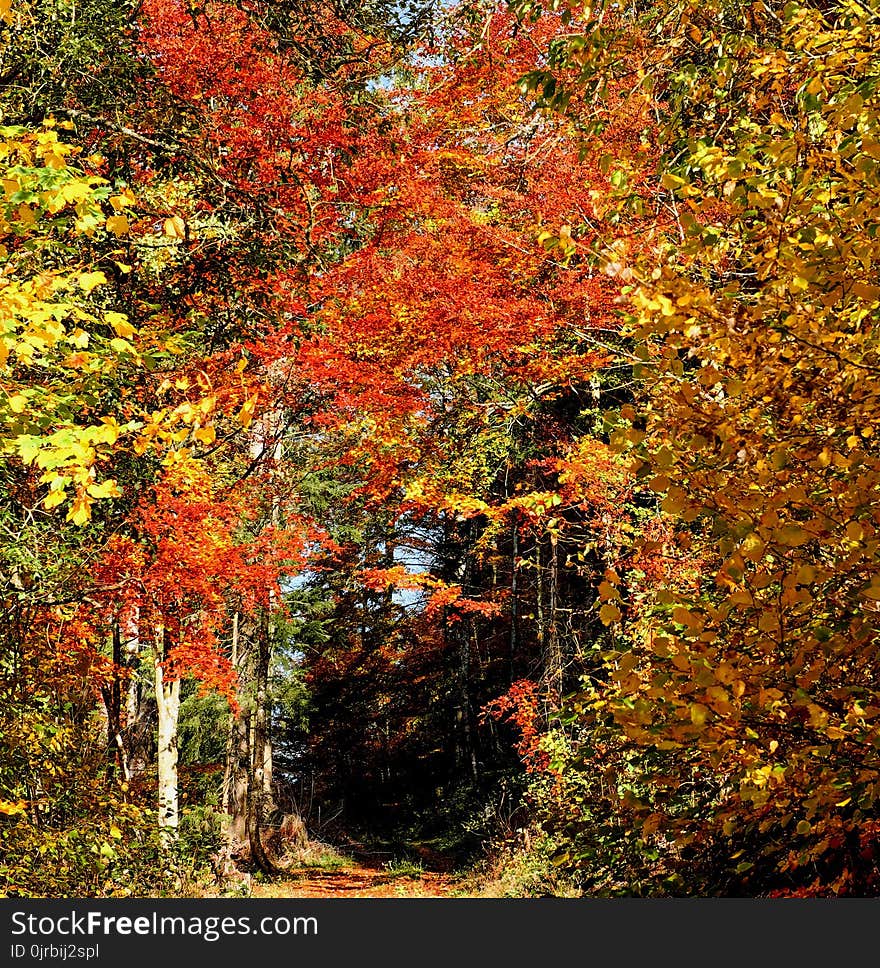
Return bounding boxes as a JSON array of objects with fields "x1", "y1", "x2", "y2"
[
  {"x1": 251, "y1": 863, "x2": 456, "y2": 898},
  {"x1": 247, "y1": 838, "x2": 466, "y2": 897}
]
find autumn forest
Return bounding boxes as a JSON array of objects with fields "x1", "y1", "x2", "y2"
[{"x1": 2, "y1": 0, "x2": 880, "y2": 899}]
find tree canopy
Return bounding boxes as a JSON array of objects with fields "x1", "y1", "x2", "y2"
[{"x1": 2, "y1": 0, "x2": 879, "y2": 899}]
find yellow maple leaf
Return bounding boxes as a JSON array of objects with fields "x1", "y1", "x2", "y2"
[
  {"x1": 105, "y1": 214, "x2": 130, "y2": 236},
  {"x1": 66, "y1": 492, "x2": 93, "y2": 526},
  {"x1": 78, "y1": 271, "x2": 107, "y2": 293},
  {"x1": 0, "y1": 799, "x2": 27, "y2": 816}
]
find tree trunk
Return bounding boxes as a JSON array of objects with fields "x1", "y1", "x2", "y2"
[
  {"x1": 222, "y1": 611, "x2": 250, "y2": 845},
  {"x1": 248, "y1": 608, "x2": 290, "y2": 874},
  {"x1": 510, "y1": 517, "x2": 519, "y2": 683},
  {"x1": 244, "y1": 405, "x2": 289, "y2": 873},
  {"x1": 255, "y1": 609, "x2": 275, "y2": 808},
  {"x1": 124, "y1": 606, "x2": 141, "y2": 734},
  {"x1": 457, "y1": 626, "x2": 479, "y2": 782},
  {"x1": 122, "y1": 605, "x2": 150, "y2": 778},
  {"x1": 100, "y1": 620, "x2": 130, "y2": 781},
  {"x1": 155, "y1": 625, "x2": 180, "y2": 844},
  {"x1": 224, "y1": 712, "x2": 251, "y2": 844},
  {"x1": 450, "y1": 520, "x2": 478, "y2": 782},
  {"x1": 547, "y1": 533, "x2": 562, "y2": 703}
]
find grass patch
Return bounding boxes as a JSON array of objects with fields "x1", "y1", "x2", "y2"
[
  {"x1": 289, "y1": 841, "x2": 354, "y2": 870},
  {"x1": 459, "y1": 832, "x2": 582, "y2": 898},
  {"x1": 380, "y1": 857, "x2": 424, "y2": 880}
]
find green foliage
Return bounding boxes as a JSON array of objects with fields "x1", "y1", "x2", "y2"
[
  {"x1": 178, "y1": 687, "x2": 232, "y2": 766},
  {"x1": 0, "y1": 801, "x2": 166, "y2": 898},
  {"x1": 473, "y1": 822, "x2": 582, "y2": 897},
  {"x1": 0, "y1": 0, "x2": 147, "y2": 122},
  {"x1": 175, "y1": 804, "x2": 227, "y2": 874}
]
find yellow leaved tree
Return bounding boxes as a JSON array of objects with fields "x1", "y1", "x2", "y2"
[
  {"x1": 513, "y1": 0, "x2": 880, "y2": 893},
  {"x1": 0, "y1": 121, "x2": 226, "y2": 523},
  {"x1": 607, "y1": 0, "x2": 880, "y2": 893},
  {"x1": 0, "y1": 121, "x2": 140, "y2": 522}
]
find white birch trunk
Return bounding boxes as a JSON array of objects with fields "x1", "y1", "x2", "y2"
[
  {"x1": 124, "y1": 605, "x2": 141, "y2": 728},
  {"x1": 155, "y1": 626, "x2": 180, "y2": 844}
]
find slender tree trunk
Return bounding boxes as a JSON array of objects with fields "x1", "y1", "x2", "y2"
[
  {"x1": 262, "y1": 614, "x2": 274, "y2": 795},
  {"x1": 155, "y1": 624, "x2": 180, "y2": 844},
  {"x1": 547, "y1": 533, "x2": 562, "y2": 702},
  {"x1": 222, "y1": 612, "x2": 240, "y2": 806},
  {"x1": 245, "y1": 402, "x2": 289, "y2": 873},
  {"x1": 535, "y1": 538, "x2": 545, "y2": 654},
  {"x1": 124, "y1": 606, "x2": 141, "y2": 729},
  {"x1": 253, "y1": 610, "x2": 271, "y2": 798},
  {"x1": 248, "y1": 608, "x2": 289, "y2": 874},
  {"x1": 122, "y1": 605, "x2": 148, "y2": 777},
  {"x1": 222, "y1": 611, "x2": 251, "y2": 845},
  {"x1": 458, "y1": 624, "x2": 479, "y2": 782},
  {"x1": 510, "y1": 517, "x2": 519, "y2": 683},
  {"x1": 450, "y1": 520, "x2": 478, "y2": 782},
  {"x1": 225, "y1": 712, "x2": 251, "y2": 844},
  {"x1": 100, "y1": 620, "x2": 129, "y2": 781},
  {"x1": 257, "y1": 609, "x2": 275, "y2": 805},
  {"x1": 263, "y1": 734, "x2": 274, "y2": 797}
]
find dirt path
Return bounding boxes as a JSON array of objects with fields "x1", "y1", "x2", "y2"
[{"x1": 251, "y1": 863, "x2": 457, "y2": 898}]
